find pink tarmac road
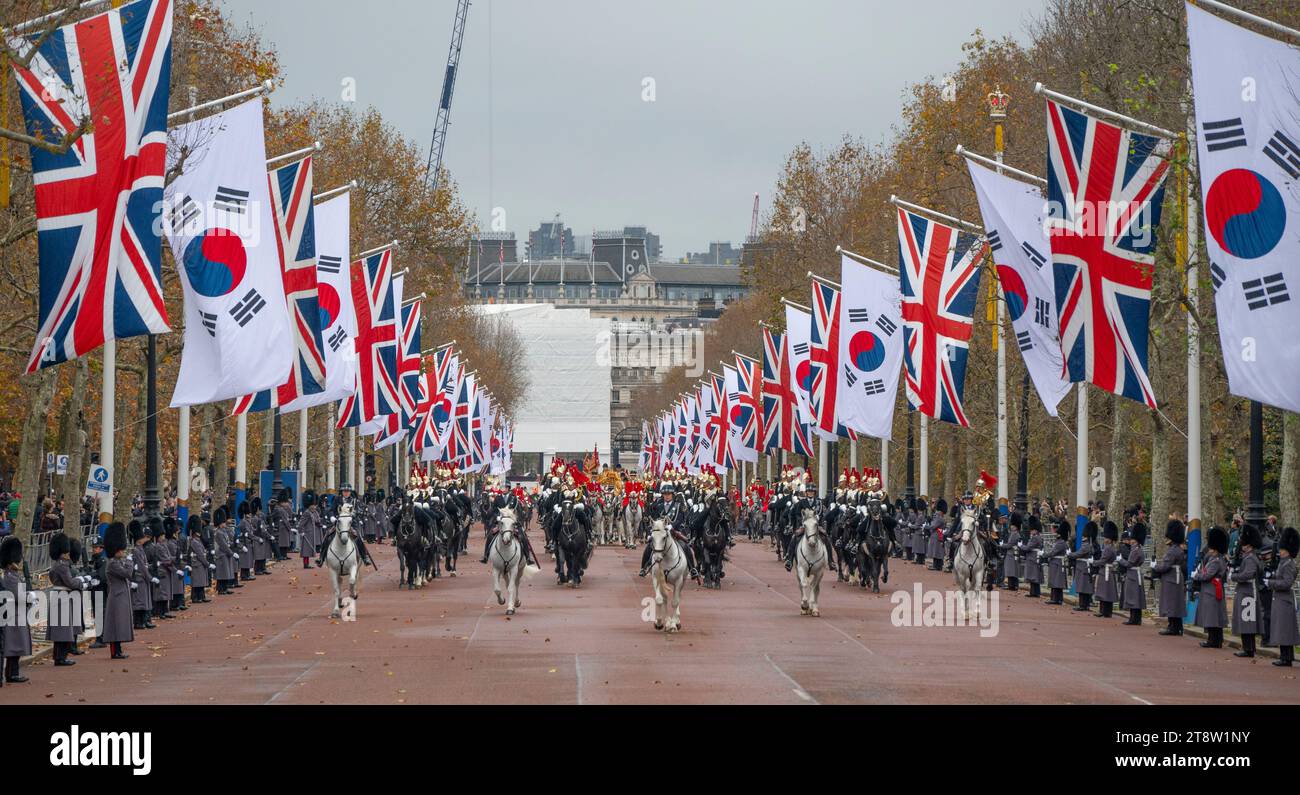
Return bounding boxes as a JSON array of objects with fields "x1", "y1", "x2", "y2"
[{"x1": 5, "y1": 527, "x2": 1297, "y2": 705}]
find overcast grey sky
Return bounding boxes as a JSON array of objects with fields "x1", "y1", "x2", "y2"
[{"x1": 219, "y1": 0, "x2": 1047, "y2": 259}]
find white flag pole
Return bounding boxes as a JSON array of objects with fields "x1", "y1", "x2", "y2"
[
  {"x1": 235, "y1": 412, "x2": 247, "y2": 497},
  {"x1": 881, "y1": 440, "x2": 889, "y2": 493},
  {"x1": 176, "y1": 403, "x2": 189, "y2": 514},
  {"x1": 98, "y1": 340, "x2": 115, "y2": 522},
  {"x1": 299, "y1": 409, "x2": 308, "y2": 488},
  {"x1": 327, "y1": 406, "x2": 337, "y2": 493},
  {"x1": 1075, "y1": 383, "x2": 1089, "y2": 524},
  {"x1": 266, "y1": 141, "x2": 323, "y2": 169},
  {"x1": 167, "y1": 81, "x2": 273, "y2": 123},
  {"x1": 920, "y1": 415, "x2": 930, "y2": 500},
  {"x1": 1183, "y1": 124, "x2": 1202, "y2": 528},
  {"x1": 349, "y1": 427, "x2": 358, "y2": 491}
]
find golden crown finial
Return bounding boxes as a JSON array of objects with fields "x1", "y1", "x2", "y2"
[{"x1": 988, "y1": 85, "x2": 1011, "y2": 119}]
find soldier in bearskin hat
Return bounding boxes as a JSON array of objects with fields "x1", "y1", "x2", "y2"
[
  {"x1": 1151, "y1": 518, "x2": 1188, "y2": 636},
  {"x1": 185, "y1": 514, "x2": 214, "y2": 603},
  {"x1": 1229, "y1": 523, "x2": 1263, "y2": 658},
  {"x1": 999, "y1": 512, "x2": 1023, "y2": 592},
  {"x1": 1092, "y1": 521, "x2": 1120, "y2": 618},
  {"x1": 47, "y1": 532, "x2": 92, "y2": 666},
  {"x1": 101, "y1": 522, "x2": 134, "y2": 659},
  {"x1": 1192, "y1": 526, "x2": 1230, "y2": 648},
  {"x1": 127, "y1": 521, "x2": 156, "y2": 629},
  {"x1": 0, "y1": 536, "x2": 31, "y2": 682},
  {"x1": 1044, "y1": 519, "x2": 1070, "y2": 605},
  {"x1": 1018, "y1": 515, "x2": 1045, "y2": 598},
  {"x1": 1117, "y1": 521, "x2": 1146, "y2": 625},
  {"x1": 163, "y1": 517, "x2": 187, "y2": 612},
  {"x1": 1265, "y1": 527, "x2": 1298, "y2": 666},
  {"x1": 212, "y1": 506, "x2": 236, "y2": 594},
  {"x1": 1068, "y1": 521, "x2": 1098, "y2": 611},
  {"x1": 145, "y1": 517, "x2": 175, "y2": 621}
]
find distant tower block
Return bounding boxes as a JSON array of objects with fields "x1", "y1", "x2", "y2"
[{"x1": 593, "y1": 230, "x2": 650, "y2": 283}]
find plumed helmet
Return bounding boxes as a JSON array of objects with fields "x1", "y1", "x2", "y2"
[
  {"x1": 104, "y1": 522, "x2": 128, "y2": 557},
  {"x1": 186, "y1": 514, "x2": 203, "y2": 536},
  {"x1": 1239, "y1": 523, "x2": 1262, "y2": 550},
  {"x1": 128, "y1": 519, "x2": 144, "y2": 542},
  {"x1": 1207, "y1": 526, "x2": 1229, "y2": 555},
  {"x1": 1102, "y1": 520, "x2": 1119, "y2": 542},
  {"x1": 0, "y1": 536, "x2": 23, "y2": 568},
  {"x1": 49, "y1": 531, "x2": 71, "y2": 560},
  {"x1": 1164, "y1": 519, "x2": 1185, "y2": 545},
  {"x1": 213, "y1": 505, "x2": 229, "y2": 527},
  {"x1": 1084, "y1": 521, "x2": 1099, "y2": 543},
  {"x1": 1009, "y1": 511, "x2": 1023, "y2": 529},
  {"x1": 1281, "y1": 526, "x2": 1299, "y2": 558},
  {"x1": 1131, "y1": 522, "x2": 1147, "y2": 545}
]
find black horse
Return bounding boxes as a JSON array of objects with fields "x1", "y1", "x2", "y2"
[
  {"x1": 554, "y1": 501, "x2": 589, "y2": 586},
  {"x1": 856, "y1": 500, "x2": 894, "y2": 593},
  {"x1": 697, "y1": 499, "x2": 729, "y2": 589}
]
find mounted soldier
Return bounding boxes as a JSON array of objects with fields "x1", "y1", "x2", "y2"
[{"x1": 639, "y1": 481, "x2": 699, "y2": 580}]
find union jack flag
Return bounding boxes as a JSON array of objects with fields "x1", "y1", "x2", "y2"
[
  {"x1": 732, "y1": 354, "x2": 762, "y2": 454},
  {"x1": 809, "y1": 281, "x2": 857, "y2": 439},
  {"x1": 398, "y1": 300, "x2": 422, "y2": 427},
  {"x1": 234, "y1": 156, "x2": 325, "y2": 413},
  {"x1": 12, "y1": 0, "x2": 173, "y2": 372},
  {"x1": 410, "y1": 367, "x2": 438, "y2": 453},
  {"x1": 413, "y1": 347, "x2": 454, "y2": 452},
  {"x1": 337, "y1": 250, "x2": 399, "y2": 427},
  {"x1": 706, "y1": 373, "x2": 734, "y2": 470},
  {"x1": 897, "y1": 207, "x2": 986, "y2": 426},
  {"x1": 1045, "y1": 100, "x2": 1170, "y2": 408},
  {"x1": 761, "y1": 328, "x2": 812, "y2": 456}
]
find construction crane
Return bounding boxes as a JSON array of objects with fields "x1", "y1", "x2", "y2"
[
  {"x1": 425, "y1": 0, "x2": 471, "y2": 191},
  {"x1": 748, "y1": 193, "x2": 761, "y2": 241}
]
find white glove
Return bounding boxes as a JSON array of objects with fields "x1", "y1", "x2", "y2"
[
  {"x1": 129, "y1": 582, "x2": 138, "y2": 590},
  {"x1": 209, "y1": 564, "x2": 216, "y2": 570},
  {"x1": 90, "y1": 579, "x2": 100, "y2": 587},
  {"x1": 25, "y1": 592, "x2": 36, "y2": 604},
  {"x1": 126, "y1": 553, "x2": 134, "y2": 562},
  {"x1": 151, "y1": 577, "x2": 160, "y2": 585},
  {"x1": 184, "y1": 566, "x2": 192, "y2": 573},
  {"x1": 554, "y1": 506, "x2": 562, "y2": 514}
]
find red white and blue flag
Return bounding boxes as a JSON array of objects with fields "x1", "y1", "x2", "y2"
[
  {"x1": 1045, "y1": 99, "x2": 1170, "y2": 408},
  {"x1": 730, "y1": 354, "x2": 762, "y2": 462},
  {"x1": 12, "y1": 0, "x2": 174, "y2": 372},
  {"x1": 897, "y1": 207, "x2": 986, "y2": 426},
  {"x1": 338, "y1": 250, "x2": 399, "y2": 427},
  {"x1": 374, "y1": 298, "x2": 421, "y2": 449},
  {"x1": 234, "y1": 156, "x2": 325, "y2": 414},
  {"x1": 707, "y1": 372, "x2": 734, "y2": 470},
  {"x1": 760, "y1": 327, "x2": 812, "y2": 456},
  {"x1": 809, "y1": 280, "x2": 857, "y2": 440}
]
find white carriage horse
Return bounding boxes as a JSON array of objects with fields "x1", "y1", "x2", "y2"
[
  {"x1": 622, "y1": 497, "x2": 643, "y2": 549},
  {"x1": 794, "y1": 514, "x2": 828, "y2": 616},
  {"x1": 488, "y1": 509, "x2": 536, "y2": 615},
  {"x1": 324, "y1": 503, "x2": 362, "y2": 619},
  {"x1": 951, "y1": 507, "x2": 986, "y2": 620},
  {"x1": 648, "y1": 519, "x2": 687, "y2": 632}
]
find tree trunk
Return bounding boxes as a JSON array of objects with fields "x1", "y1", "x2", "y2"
[
  {"x1": 942, "y1": 426, "x2": 959, "y2": 502},
  {"x1": 1109, "y1": 393, "x2": 1128, "y2": 514},
  {"x1": 1280, "y1": 411, "x2": 1299, "y2": 527},
  {"x1": 1149, "y1": 410, "x2": 1170, "y2": 531},
  {"x1": 114, "y1": 379, "x2": 148, "y2": 520},
  {"x1": 213, "y1": 406, "x2": 229, "y2": 514},
  {"x1": 14, "y1": 369, "x2": 60, "y2": 543},
  {"x1": 963, "y1": 430, "x2": 975, "y2": 493},
  {"x1": 57, "y1": 358, "x2": 89, "y2": 502}
]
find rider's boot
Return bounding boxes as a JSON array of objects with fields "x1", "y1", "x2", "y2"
[
  {"x1": 316, "y1": 532, "x2": 333, "y2": 568},
  {"x1": 784, "y1": 532, "x2": 800, "y2": 571},
  {"x1": 684, "y1": 544, "x2": 700, "y2": 580},
  {"x1": 480, "y1": 531, "x2": 496, "y2": 564},
  {"x1": 638, "y1": 543, "x2": 652, "y2": 577}
]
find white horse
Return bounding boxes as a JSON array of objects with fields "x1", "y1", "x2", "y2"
[
  {"x1": 648, "y1": 519, "x2": 686, "y2": 633},
  {"x1": 622, "y1": 500, "x2": 643, "y2": 549},
  {"x1": 324, "y1": 504, "x2": 362, "y2": 619},
  {"x1": 488, "y1": 510, "x2": 537, "y2": 615},
  {"x1": 795, "y1": 515, "x2": 828, "y2": 616},
  {"x1": 952, "y1": 508, "x2": 986, "y2": 620}
]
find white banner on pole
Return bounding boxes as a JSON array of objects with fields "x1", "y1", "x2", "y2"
[{"x1": 836, "y1": 255, "x2": 906, "y2": 439}]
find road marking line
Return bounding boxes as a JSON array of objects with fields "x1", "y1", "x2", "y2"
[
  {"x1": 574, "y1": 654, "x2": 586, "y2": 706},
  {"x1": 731, "y1": 559, "x2": 875, "y2": 655},
  {"x1": 266, "y1": 660, "x2": 319, "y2": 704},
  {"x1": 764, "y1": 653, "x2": 818, "y2": 704},
  {"x1": 1041, "y1": 657, "x2": 1154, "y2": 705}
]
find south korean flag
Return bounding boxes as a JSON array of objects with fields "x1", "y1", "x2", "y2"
[
  {"x1": 165, "y1": 100, "x2": 294, "y2": 407},
  {"x1": 1188, "y1": 3, "x2": 1300, "y2": 412},
  {"x1": 836, "y1": 255, "x2": 905, "y2": 440}
]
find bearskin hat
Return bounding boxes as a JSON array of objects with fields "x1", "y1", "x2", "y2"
[
  {"x1": 1239, "y1": 523, "x2": 1262, "y2": 550},
  {"x1": 104, "y1": 522, "x2": 128, "y2": 557},
  {"x1": 238, "y1": 501, "x2": 250, "y2": 519},
  {"x1": 1207, "y1": 526, "x2": 1229, "y2": 555},
  {"x1": 934, "y1": 499, "x2": 947, "y2": 515},
  {"x1": 1281, "y1": 527, "x2": 1299, "y2": 558},
  {"x1": 376, "y1": 489, "x2": 385, "y2": 501},
  {"x1": 278, "y1": 488, "x2": 292, "y2": 503},
  {"x1": 163, "y1": 517, "x2": 177, "y2": 538},
  {"x1": 1027, "y1": 515, "x2": 1042, "y2": 533},
  {"x1": 1164, "y1": 519, "x2": 1185, "y2": 545},
  {"x1": 1102, "y1": 520, "x2": 1119, "y2": 542},
  {"x1": 213, "y1": 505, "x2": 229, "y2": 527},
  {"x1": 1131, "y1": 522, "x2": 1147, "y2": 545},
  {"x1": 302, "y1": 490, "x2": 316, "y2": 508},
  {"x1": 186, "y1": 514, "x2": 203, "y2": 536},
  {"x1": 128, "y1": 519, "x2": 144, "y2": 542},
  {"x1": 250, "y1": 496, "x2": 262, "y2": 513},
  {"x1": 49, "y1": 531, "x2": 71, "y2": 560},
  {"x1": 69, "y1": 537, "x2": 85, "y2": 563},
  {"x1": 147, "y1": 517, "x2": 163, "y2": 538},
  {"x1": 0, "y1": 535, "x2": 23, "y2": 568},
  {"x1": 1084, "y1": 521, "x2": 1099, "y2": 543},
  {"x1": 1009, "y1": 511, "x2": 1023, "y2": 529}
]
